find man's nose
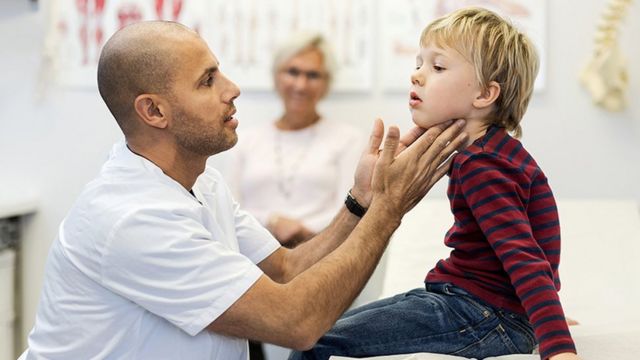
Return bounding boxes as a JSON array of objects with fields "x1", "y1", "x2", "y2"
[{"x1": 224, "y1": 79, "x2": 241, "y2": 103}]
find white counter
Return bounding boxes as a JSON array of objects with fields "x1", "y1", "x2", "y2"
[{"x1": 0, "y1": 192, "x2": 38, "y2": 219}]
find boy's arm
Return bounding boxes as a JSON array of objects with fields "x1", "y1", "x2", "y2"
[
  {"x1": 458, "y1": 155, "x2": 576, "y2": 360},
  {"x1": 549, "y1": 353, "x2": 581, "y2": 360}
]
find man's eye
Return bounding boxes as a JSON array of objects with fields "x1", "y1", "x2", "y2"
[{"x1": 203, "y1": 75, "x2": 214, "y2": 86}]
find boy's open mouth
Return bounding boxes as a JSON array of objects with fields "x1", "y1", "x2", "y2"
[{"x1": 409, "y1": 92, "x2": 422, "y2": 107}]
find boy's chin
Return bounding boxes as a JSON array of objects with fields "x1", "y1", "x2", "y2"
[{"x1": 411, "y1": 116, "x2": 436, "y2": 129}]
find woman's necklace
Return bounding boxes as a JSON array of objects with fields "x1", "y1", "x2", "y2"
[{"x1": 273, "y1": 121, "x2": 318, "y2": 199}]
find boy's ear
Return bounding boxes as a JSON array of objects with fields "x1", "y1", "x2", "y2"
[
  {"x1": 133, "y1": 94, "x2": 169, "y2": 130},
  {"x1": 473, "y1": 81, "x2": 501, "y2": 109}
]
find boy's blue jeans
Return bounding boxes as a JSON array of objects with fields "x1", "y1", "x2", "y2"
[{"x1": 289, "y1": 283, "x2": 537, "y2": 360}]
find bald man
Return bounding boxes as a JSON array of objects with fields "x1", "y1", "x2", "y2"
[{"x1": 22, "y1": 21, "x2": 467, "y2": 359}]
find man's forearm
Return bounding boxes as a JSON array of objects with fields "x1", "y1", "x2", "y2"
[
  {"x1": 281, "y1": 200, "x2": 401, "y2": 346},
  {"x1": 209, "y1": 200, "x2": 400, "y2": 349},
  {"x1": 209, "y1": 121, "x2": 467, "y2": 348},
  {"x1": 273, "y1": 205, "x2": 361, "y2": 283}
]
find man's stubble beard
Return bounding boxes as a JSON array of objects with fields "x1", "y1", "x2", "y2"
[{"x1": 171, "y1": 104, "x2": 237, "y2": 157}]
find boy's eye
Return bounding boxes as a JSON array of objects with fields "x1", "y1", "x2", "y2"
[{"x1": 433, "y1": 65, "x2": 445, "y2": 72}]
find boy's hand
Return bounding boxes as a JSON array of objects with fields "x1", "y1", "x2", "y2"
[
  {"x1": 549, "y1": 353, "x2": 581, "y2": 360},
  {"x1": 566, "y1": 316, "x2": 579, "y2": 326}
]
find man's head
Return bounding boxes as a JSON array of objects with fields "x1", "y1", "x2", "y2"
[
  {"x1": 97, "y1": 21, "x2": 240, "y2": 156},
  {"x1": 420, "y1": 7, "x2": 539, "y2": 137}
]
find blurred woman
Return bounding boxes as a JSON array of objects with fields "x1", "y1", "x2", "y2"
[{"x1": 231, "y1": 32, "x2": 364, "y2": 248}]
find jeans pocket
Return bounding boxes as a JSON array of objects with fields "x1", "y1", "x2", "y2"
[
  {"x1": 450, "y1": 324, "x2": 520, "y2": 358},
  {"x1": 498, "y1": 312, "x2": 537, "y2": 353},
  {"x1": 440, "y1": 284, "x2": 493, "y2": 323}
]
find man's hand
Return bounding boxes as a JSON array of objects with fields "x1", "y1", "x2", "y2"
[
  {"x1": 351, "y1": 120, "x2": 465, "y2": 208},
  {"x1": 369, "y1": 119, "x2": 467, "y2": 218},
  {"x1": 351, "y1": 119, "x2": 385, "y2": 208}
]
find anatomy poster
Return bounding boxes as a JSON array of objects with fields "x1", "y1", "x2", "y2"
[
  {"x1": 45, "y1": 0, "x2": 544, "y2": 92},
  {"x1": 46, "y1": 0, "x2": 373, "y2": 91},
  {"x1": 46, "y1": 0, "x2": 209, "y2": 87},
  {"x1": 380, "y1": 0, "x2": 547, "y2": 92},
  {"x1": 203, "y1": 0, "x2": 374, "y2": 91}
]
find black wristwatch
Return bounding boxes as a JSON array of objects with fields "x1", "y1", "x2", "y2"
[{"x1": 345, "y1": 190, "x2": 367, "y2": 217}]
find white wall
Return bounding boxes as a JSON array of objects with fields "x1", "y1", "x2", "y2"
[{"x1": 1, "y1": 0, "x2": 639, "y2": 350}]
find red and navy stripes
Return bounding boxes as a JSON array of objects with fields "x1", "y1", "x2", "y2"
[{"x1": 426, "y1": 126, "x2": 576, "y2": 359}]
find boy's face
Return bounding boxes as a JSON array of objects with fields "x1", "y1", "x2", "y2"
[{"x1": 409, "y1": 43, "x2": 482, "y2": 129}]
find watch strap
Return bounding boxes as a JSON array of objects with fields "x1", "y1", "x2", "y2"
[{"x1": 345, "y1": 190, "x2": 367, "y2": 217}]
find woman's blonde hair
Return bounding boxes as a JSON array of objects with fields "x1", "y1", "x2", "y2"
[{"x1": 421, "y1": 7, "x2": 539, "y2": 138}]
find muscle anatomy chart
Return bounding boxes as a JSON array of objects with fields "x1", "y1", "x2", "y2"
[
  {"x1": 44, "y1": 0, "x2": 545, "y2": 93},
  {"x1": 203, "y1": 0, "x2": 374, "y2": 91},
  {"x1": 45, "y1": 0, "x2": 208, "y2": 88}
]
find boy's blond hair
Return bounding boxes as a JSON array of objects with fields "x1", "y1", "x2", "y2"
[{"x1": 421, "y1": 7, "x2": 539, "y2": 138}]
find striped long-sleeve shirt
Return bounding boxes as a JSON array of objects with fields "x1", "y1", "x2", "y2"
[{"x1": 426, "y1": 126, "x2": 576, "y2": 359}]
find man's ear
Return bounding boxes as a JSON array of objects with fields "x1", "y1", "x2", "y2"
[
  {"x1": 133, "y1": 94, "x2": 169, "y2": 129},
  {"x1": 473, "y1": 81, "x2": 501, "y2": 109}
]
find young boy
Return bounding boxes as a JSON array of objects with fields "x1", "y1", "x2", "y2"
[{"x1": 290, "y1": 7, "x2": 579, "y2": 360}]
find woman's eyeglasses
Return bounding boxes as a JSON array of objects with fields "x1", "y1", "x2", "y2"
[{"x1": 282, "y1": 67, "x2": 326, "y2": 81}]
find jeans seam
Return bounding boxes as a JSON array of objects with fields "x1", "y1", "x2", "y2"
[
  {"x1": 498, "y1": 312, "x2": 537, "y2": 350},
  {"x1": 441, "y1": 284, "x2": 493, "y2": 317},
  {"x1": 342, "y1": 329, "x2": 473, "y2": 354},
  {"x1": 450, "y1": 324, "x2": 519, "y2": 357},
  {"x1": 422, "y1": 291, "x2": 471, "y2": 328},
  {"x1": 497, "y1": 324, "x2": 521, "y2": 353}
]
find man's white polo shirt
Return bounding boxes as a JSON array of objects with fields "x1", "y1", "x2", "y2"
[{"x1": 24, "y1": 142, "x2": 280, "y2": 359}]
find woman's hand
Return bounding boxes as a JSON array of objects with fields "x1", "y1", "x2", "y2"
[{"x1": 267, "y1": 214, "x2": 315, "y2": 248}]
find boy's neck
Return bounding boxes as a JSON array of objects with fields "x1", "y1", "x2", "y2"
[{"x1": 462, "y1": 118, "x2": 491, "y2": 147}]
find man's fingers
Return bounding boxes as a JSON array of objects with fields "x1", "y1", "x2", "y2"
[
  {"x1": 420, "y1": 127, "x2": 468, "y2": 170},
  {"x1": 398, "y1": 126, "x2": 427, "y2": 150},
  {"x1": 380, "y1": 126, "x2": 400, "y2": 164},
  {"x1": 402, "y1": 119, "x2": 465, "y2": 162},
  {"x1": 429, "y1": 156, "x2": 455, "y2": 187},
  {"x1": 366, "y1": 118, "x2": 384, "y2": 155}
]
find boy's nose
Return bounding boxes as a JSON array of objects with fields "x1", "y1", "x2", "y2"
[{"x1": 411, "y1": 71, "x2": 424, "y2": 86}]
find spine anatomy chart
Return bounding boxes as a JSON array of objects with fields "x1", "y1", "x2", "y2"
[{"x1": 580, "y1": 0, "x2": 634, "y2": 112}]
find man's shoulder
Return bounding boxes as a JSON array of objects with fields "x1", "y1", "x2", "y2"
[{"x1": 72, "y1": 166, "x2": 197, "y2": 229}]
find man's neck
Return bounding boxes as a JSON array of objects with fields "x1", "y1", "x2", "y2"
[{"x1": 126, "y1": 142, "x2": 206, "y2": 190}]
